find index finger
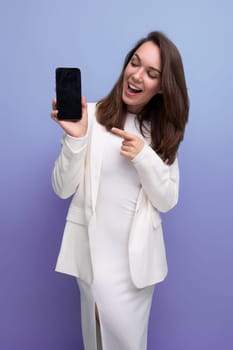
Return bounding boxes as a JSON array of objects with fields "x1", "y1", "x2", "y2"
[
  {"x1": 111, "y1": 127, "x2": 134, "y2": 140},
  {"x1": 52, "y1": 98, "x2": 57, "y2": 110}
]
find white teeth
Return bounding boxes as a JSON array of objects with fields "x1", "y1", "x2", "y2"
[{"x1": 128, "y1": 83, "x2": 141, "y2": 92}]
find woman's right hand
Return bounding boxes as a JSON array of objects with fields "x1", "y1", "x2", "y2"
[{"x1": 51, "y1": 96, "x2": 88, "y2": 138}]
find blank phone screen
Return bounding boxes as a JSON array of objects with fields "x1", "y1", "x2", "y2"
[{"x1": 56, "y1": 67, "x2": 82, "y2": 120}]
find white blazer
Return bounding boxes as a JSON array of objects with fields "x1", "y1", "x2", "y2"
[{"x1": 52, "y1": 103, "x2": 179, "y2": 288}]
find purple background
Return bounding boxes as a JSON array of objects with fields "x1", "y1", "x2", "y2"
[{"x1": 1, "y1": 0, "x2": 233, "y2": 349}]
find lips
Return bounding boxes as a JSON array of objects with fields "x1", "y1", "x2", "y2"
[{"x1": 124, "y1": 81, "x2": 143, "y2": 98}]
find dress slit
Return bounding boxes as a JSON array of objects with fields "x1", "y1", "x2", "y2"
[
  {"x1": 78, "y1": 278, "x2": 104, "y2": 350},
  {"x1": 95, "y1": 303, "x2": 103, "y2": 350}
]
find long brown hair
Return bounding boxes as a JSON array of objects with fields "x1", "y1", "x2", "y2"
[{"x1": 96, "y1": 31, "x2": 189, "y2": 164}]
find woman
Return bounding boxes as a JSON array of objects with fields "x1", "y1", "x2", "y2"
[{"x1": 51, "y1": 31, "x2": 189, "y2": 350}]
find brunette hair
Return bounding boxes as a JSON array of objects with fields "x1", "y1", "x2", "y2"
[{"x1": 96, "y1": 31, "x2": 189, "y2": 164}]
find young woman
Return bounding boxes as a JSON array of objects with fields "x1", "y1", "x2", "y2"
[{"x1": 51, "y1": 31, "x2": 189, "y2": 350}]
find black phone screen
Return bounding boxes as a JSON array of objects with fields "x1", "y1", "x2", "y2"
[{"x1": 56, "y1": 67, "x2": 82, "y2": 120}]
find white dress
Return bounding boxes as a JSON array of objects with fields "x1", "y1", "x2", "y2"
[{"x1": 77, "y1": 114, "x2": 155, "y2": 350}]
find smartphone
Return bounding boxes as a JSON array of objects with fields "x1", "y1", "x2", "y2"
[{"x1": 55, "y1": 67, "x2": 82, "y2": 121}]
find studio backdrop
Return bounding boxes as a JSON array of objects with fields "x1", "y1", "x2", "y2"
[{"x1": 0, "y1": 0, "x2": 232, "y2": 349}]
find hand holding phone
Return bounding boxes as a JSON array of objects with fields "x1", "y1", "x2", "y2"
[{"x1": 51, "y1": 98, "x2": 88, "y2": 138}]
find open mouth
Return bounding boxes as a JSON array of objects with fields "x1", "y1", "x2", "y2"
[{"x1": 128, "y1": 83, "x2": 142, "y2": 93}]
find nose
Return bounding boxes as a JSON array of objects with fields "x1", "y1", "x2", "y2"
[{"x1": 132, "y1": 67, "x2": 143, "y2": 82}]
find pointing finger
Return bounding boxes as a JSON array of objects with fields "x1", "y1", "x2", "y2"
[{"x1": 111, "y1": 127, "x2": 134, "y2": 140}]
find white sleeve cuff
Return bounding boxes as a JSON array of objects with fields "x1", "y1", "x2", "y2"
[
  {"x1": 64, "y1": 133, "x2": 88, "y2": 152},
  {"x1": 131, "y1": 143, "x2": 150, "y2": 163}
]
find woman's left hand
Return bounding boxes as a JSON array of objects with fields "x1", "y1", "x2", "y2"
[{"x1": 111, "y1": 127, "x2": 145, "y2": 160}]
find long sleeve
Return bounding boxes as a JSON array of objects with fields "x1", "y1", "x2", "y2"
[
  {"x1": 131, "y1": 145, "x2": 179, "y2": 213},
  {"x1": 51, "y1": 133, "x2": 88, "y2": 199}
]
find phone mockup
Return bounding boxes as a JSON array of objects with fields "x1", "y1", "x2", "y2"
[{"x1": 55, "y1": 67, "x2": 82, "y2": 121}]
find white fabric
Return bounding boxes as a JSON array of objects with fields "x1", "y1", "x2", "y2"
[
  {"x1": 53, "y1": 103, "x2": 179, "y2": 287},
  {"x1": 53, "y1": 105, "x2": 180, "y2": 349},
  {"x1": 77, "y1": 115, "x2": 154, "y2": 350}
]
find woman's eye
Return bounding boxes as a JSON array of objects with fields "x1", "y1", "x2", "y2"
[
  {"x1": 131, "y1": 60, "x2": 139, "y2": 67},
  {"x1": 148, "y1": 71, "x2": 158, "y2": 79}
]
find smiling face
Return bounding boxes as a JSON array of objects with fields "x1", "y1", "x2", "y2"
[{"x1": 122, "y1": 41, "x2": 162, "y2": 114}]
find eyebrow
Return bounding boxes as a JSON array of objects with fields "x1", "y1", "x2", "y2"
[{"x1": 133, "y1": 53, "x2": 161, "y2": 74}]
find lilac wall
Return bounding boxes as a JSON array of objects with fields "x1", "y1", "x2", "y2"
[{"x1": 1, "y1": 1, "x2": 233, "y2": 349}]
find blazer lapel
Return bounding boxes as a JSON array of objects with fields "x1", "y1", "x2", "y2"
[{"x1": 89, "y1": 118, "x2": 107, "y2": 211}]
